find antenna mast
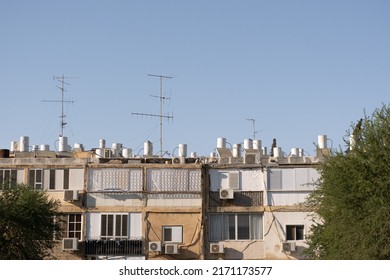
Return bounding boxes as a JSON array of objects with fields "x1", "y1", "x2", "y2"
[
  {"x1": 246, "y1": 118, "x2": 258, "y2": 139},
  {"x1": 132, "y1": 74, "x2": 173, "y2": 157},
  {"x1": 42, "y1": 74, "x2": 77, "y2": 137}
]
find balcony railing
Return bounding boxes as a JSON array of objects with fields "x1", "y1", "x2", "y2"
[
  {"x1": 209, "y1": 191, "x2": 264, "y2": 207},
  {"x1": 84, "y1": 239, "x2": 143, "y2": 256}
]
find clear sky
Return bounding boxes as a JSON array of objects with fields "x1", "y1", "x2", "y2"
[{"x1": 1, "y1": 0, "x2": 389, "y2": 157}]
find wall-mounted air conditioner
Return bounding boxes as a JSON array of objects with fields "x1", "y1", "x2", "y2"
[
  {"x1": 210, "y1": 243, "x2": 224, "y2": 254},
  {"x1": 149, "y1": 241, "x2": 162, "y2": 252},
  {"x1": 219, "y1": 188, "x2": 234, "y2": 199},
  {"x1": 282, "y1": 242, "x2": 296, "y2": 252},
  {"x1": 165, "y1": 244, "x2": 179, "y2": 254},
  {"x1": 62, "y1": 238, "x2": 79, "y2": 250},
  {"x1": 64, "y1": 190, "x2": 78, "y2": 201}
]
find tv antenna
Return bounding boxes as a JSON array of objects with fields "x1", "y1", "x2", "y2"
[
  {"x1": 246, "y1": 118, "x2": 259, "y2": 139},
  {"x1": 42, "y1": 74, "x2": 78, "y2": 137},
  {"x1": 132, "y1": 74, "x2": 173, "y2": 157}
]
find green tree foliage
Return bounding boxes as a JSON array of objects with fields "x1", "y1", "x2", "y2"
[
  {"x1": 305, "y1": 104, "x2": 390, "y2": 259},
  {"x1": 0, "y1": 183, "x2": 62, "y2": 259}
]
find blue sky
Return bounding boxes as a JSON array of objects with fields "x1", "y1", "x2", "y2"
[{"x1": 1, "y1": 0, "x2": 389, "y2": 157}]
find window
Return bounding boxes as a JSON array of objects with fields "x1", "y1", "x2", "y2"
[
  {"x1": 59, "y1": 214, "x2": 82, "y2": 240},
  {"x1": 0, "y1": 169, "x2": 17, "y2": 189},
  {"x1": 47, "y1": 169, "x2": 70, "y2": 190},
  {"x1": 286, "y1": 225, "x2": 304, "y2": 240},
  {"x1": 63, "y1": 169, "x2": 69, "y2": 189},
  {"x1": 162, "y1": 226, "x2": 183, "y2": 243},
  {"x1": 209, "y1": 213, "x2": 263, "y2": 241},
  {"x1": 101, "y1": 214, "x2": 128, "y2": 240},
  {"x1": 49, "y1": 170, "x2": 56, "y2": 190},
  {"x1": 29, "y1": 169, "x2": 43, "y2": 190}
]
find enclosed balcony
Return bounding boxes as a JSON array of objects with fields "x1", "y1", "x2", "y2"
[{"x1": 84, "y1": 239, "x2": 143, "y2": 256}]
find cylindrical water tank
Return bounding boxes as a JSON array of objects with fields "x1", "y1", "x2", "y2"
[
  {"x1": 144, "y1": 141, "x2": 153, "y2": 156},
  {"x1": 74, "y1": 143, "x2": 84, "y2": 151},
  {"x1": 95, "y1": 148, "x2": 103, "y2": 158},
  {"x1": 217, "y1": 137, "x2": 226, "y2": 149},
  {"x1": 59, "y1": 136, "x2": 68, "y2": 152},
  {"x1": 0, "y1": 149, "x2": 10, "y2": 158},
  {"x1": 178, "y1": 144, "x2": 187, "y2": 157},
  {"x1": 262, "y1": 147, "x2": 267, "y2": 156},
  {"x1": 253, "y1": 139, "x2": 262, "y2": 150},
  {"x1": 32, "y1": 145, "x2": 39, "y2": 151},
  {"x1": 99, "y1": 139, "x2": 106, "y2": 149},
  {"x1": 290, "y1": 148, "x2": 299, "y2": 157},
  {"x1": 244, "y1": 139, "x2": 253, "y2": 150},
  {"x1": 40, "y1": 144, "x2": 50, "y2": 151},
  {"x1": 210, "y1": 152, "x2": 216, "y2": 158},
  {"x1": 273, "y1": 147, "x2": 282, "y2": 157},
  {"x1": 122, "y1": 148, "x2": 132, "y2": 158},
  {"x1": 191, "y1": 152, "x2": 197, "y2": 158},
  {"x1": 10, "y1": 141, "x2": 18, "y2": 152},
  {"x1": 111, "y1": 143, "x2": 122, "y2": 157},
  {"x1": 318, "y1": 135, "x2": 327, "y2": 149},
  {"x1": 19, "y1": 136, "x2": 29, "y2": 152},
  {"x1": 298, "y1": 148, "x2": 304, "y2": 157},
  {"x1": 233, "y1": 144, "x2": 241, "y2": 157}
]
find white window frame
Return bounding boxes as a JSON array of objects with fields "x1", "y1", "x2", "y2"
[
  {"x1": 286, "y1": 224, "x2": 305, "y2": 241},
  {"x1": 162, "y1": 225, "x2": 183, "y2": 243},
  {"x1": 209, "y1": 213, "x2": 263, "y2": 242},
  {"x1": 29, "y1": 169, "x2": 43, "y2": 190},
  {"x1": 61, "y1": 213, "x2": 82, "y2": 240},
  {"x1": 100, "y1": 213, "x2": 129, "y2": 240},
  {"x1": 0, "y1": 169, "x2": 17, "y2": 188}
]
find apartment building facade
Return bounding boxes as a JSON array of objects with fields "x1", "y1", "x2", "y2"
[{"x1": 0, "y1": 136, "x2": 326, "y2": 260}]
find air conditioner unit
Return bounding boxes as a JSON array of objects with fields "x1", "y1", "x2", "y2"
[
  {"x1": 282, "y1": 242, "x2": 296, "y2": 252},
  {"x1": 165, "y1": 244, "x2": 179, "y2": 254},
  {"x1": 172, "y1": 157, "x2": 185, "y2": 164},
  {"x1": 62, "y1": 238, "x2": 79, "y2": 250},
  {"x1": 210, "y1": 243, "x2": 224, "y2": 254},
  {"x1": 149, "y1": 241, "x2": 162, "y2": 252},
  {"x1": 64, "y1": 190, "x2": 78, "y2": 201},
  {"x1": 219, "y1": 188, "x2": 234, "y2": 199}
]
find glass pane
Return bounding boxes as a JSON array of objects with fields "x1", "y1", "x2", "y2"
[
  {"x1": 76, "y1": 214, "x2": 81, "y2": 222},
  {"x1": 228, "y1": 215, "x2": 236, "y2": 240},
  {"x1": 36, "y1": 170, "x2": 42, "y2": 183},
  {"x1": 296, "y1": 225, "x2": 304, "y2": 240},
  {"x1": 28, "y1": 170, "x2": 34, "y2": 188},
  {"x1": 122, "y1": 215, "x2": 128, "y2": 237},
  {"x1": 63, "y1": 169, "x2": 69, "y2": 190},
  {"x1": 4, "y1": 170, "x2": 10, "y2": 185},
  {"x1": 286, "y1": 225, "x2": 295, "y2": 240},
  {"x1": 237, "y1": 214, "x2": 250, "y2": 240},
  {"x1": 251, "y1": 214, "x2": 263, "y2": 239},
  {"x1": 209, "y1": 214, "x2": 223, "y2": 241},
  {"x1": 49, "y1": 170, "x2": 56, "y2": 189},
  {"x1": 11, "y1": 170, "x2": 17, "y2": 184},
  {"x1": 101, "y1": 215, "x2": 107, "y2": 236},
  {"x1": 107, "y1": 215, "x2": 114, "y2": 236},
  {"x1": 164, "y1": 227, "x2": 172, "y2": 242}
]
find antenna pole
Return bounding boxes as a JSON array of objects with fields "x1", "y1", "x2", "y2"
[
  {"x1": 42, "y1": 74, "x2": 78, "y2": 137},
  {"x1": 132, "y1": 74, "x2": 173, "y2": 157},
  {"x1": 246, "y1": 118, "x2": 257, "y2": 140}
]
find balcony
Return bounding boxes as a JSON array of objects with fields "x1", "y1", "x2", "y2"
[
  {"x1": 209, "y1": 191, "x2": 264, "y2": 207},
  {"x1": 84, "y1": 239, "x2": 143, "y2": 256}
]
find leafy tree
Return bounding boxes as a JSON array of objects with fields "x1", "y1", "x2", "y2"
[
  {"x1": 0, "y1": 183, "x2": 62, "y2": 259},
  {"x1": 305, "y1": 104, "x2": 390, "y2": 259}
]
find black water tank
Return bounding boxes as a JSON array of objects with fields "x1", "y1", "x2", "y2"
[{"x1": 0, "y1": 149, "x2": 10, "y2": 158}]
